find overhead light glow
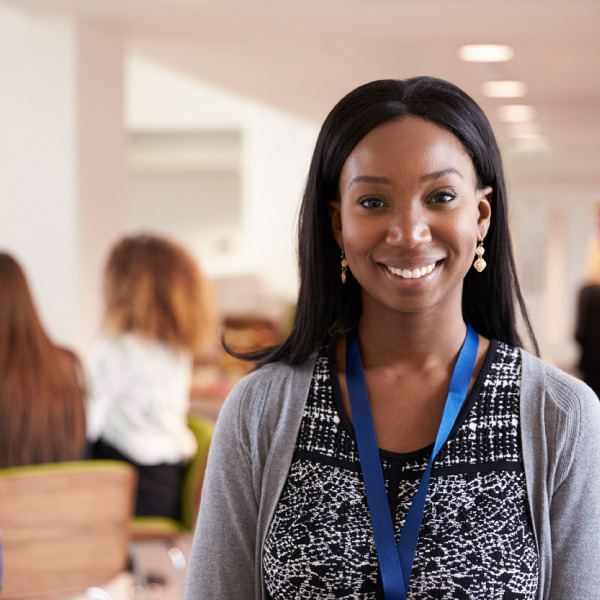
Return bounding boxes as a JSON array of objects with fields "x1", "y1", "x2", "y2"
[
  {"x1": 506, "y1": 121, "x2": 542, "y2": 139},
  {"x1": 497, "y1": 104, "x2": 538, "y2": 123},
  {"x1": 458, "y1": 44, "x2": 514, "y2": 63},
  {"x1": 511, "y1": 136, "x2": 551, "y2": 153},
  {"x1": 481, "y1": 80, "x2": 528, "y2": 98}
]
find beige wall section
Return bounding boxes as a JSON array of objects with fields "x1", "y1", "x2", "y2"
[
  {"x1": 0, "y1": 6, "x2": 126, "y2": 355},
  {"x1": 125, "y1": 56, "x2": 319, "y2": 320},
  {"x1": 2, "y1": 5, "x2": 597, "y2": 369},
  {"x1": 0, "y1": 7, "x2": 78, "y2": 348},
  {"x1": 509, "y1": 180, "x2": 600, "y2": 370}
]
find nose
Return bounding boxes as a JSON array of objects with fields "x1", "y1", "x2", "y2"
[{"x1": 385, "y1": 205, "x2": 432, "y2": 248}]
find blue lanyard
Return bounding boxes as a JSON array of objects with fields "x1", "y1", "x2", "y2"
[{"x1": 346, "y1": 323, "x2": 479, "y2": 600}]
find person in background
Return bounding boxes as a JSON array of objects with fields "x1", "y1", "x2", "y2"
[
  {"x1": 87, "y1": 233, "x2": 216, "y2": 519},
  {"x1": 0, "y1": 252, "x2": 86, "y2": 468},
  {"x1": 575, "y1": 199, "x2": 600, "y2": 398},
  {"x1": 186, "y1": 77, "x2": 600, "y2": 600}
]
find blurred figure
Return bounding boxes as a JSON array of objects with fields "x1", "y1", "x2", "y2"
[
  {"x1": 87, "y1": 233, "x2": 215, "y2": 518},
  {"x1": 0, "y1": 252, "x2": 86, "y2": 468},
  {"x1": 575, "y1": 200, "x2": 600, "y2": 398}
]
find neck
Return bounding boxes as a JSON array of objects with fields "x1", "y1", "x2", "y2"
[{"x1": 356, "y1": 303, "x2": 467, "y2": 371}]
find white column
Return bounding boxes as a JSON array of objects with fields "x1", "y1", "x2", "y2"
[{"x1": 0, "y1": 6, "x2": 126, "y2": 354}]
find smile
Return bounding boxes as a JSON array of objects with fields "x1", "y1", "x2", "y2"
[{"x1": 386, "y1": 262, "x2": 437, "y2": 279}]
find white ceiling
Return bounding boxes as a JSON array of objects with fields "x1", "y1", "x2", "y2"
[{"x1": 5, "y1": 0, "x2": 600, "y2": 178}]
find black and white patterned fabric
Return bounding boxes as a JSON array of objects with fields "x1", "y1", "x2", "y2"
[{"x1": 263, "y1": 340, "x2": 539, "y2": 599}]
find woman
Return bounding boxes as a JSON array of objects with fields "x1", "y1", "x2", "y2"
[
  {"x1": 0, "y1": 252, "x2": 86, "y2": 467},
  {"x1": 186, "y1": 78, "x2": 600, "y2": 599},
  {"x1": 87, "y1": 234, "x2": 216, "y2": 518}
]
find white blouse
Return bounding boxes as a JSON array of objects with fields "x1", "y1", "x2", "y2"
[{"x1": 86, "y1": 333, "x2": 197, "y2": 465}]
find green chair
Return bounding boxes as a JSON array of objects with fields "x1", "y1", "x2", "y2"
[
  {"x1": 129, "y1": 414, "x2": 214, "y2": 595},
  {"x1": 0, "y1": 460, "x2": 136, "y2": 600},
  {"x1": 130, "y1": 414, "x2": 214, "y2": 539}
]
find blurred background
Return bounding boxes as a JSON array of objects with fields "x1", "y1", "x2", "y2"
[{"x1": 1, "y1": 0, "x2": 599, "y2": 371}]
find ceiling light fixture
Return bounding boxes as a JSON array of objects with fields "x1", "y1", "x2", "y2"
[
  {"x1": 481, "y1": 80, "x2": 528, "y2": 98},
  {"x1": 497, "y1": 104, "x2": 538, "y2": 123},
  {"x1": 458, "y1": 44, "x2": 514, "y2": 63}
]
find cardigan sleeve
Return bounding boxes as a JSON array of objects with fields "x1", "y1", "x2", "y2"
[
  {"x1": 185, "y1": 357, "x2": 315, "y2": 600},
  {"x1": 545, "y1": 371, "x2": 600, "y2": 599},
  {"x1": 185, "y1": 374, "x2": 260, "y2": 600}
]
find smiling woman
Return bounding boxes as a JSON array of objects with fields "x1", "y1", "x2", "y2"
[{"x1": 186, "y1": 77, "x2": 600, "y2": 600}]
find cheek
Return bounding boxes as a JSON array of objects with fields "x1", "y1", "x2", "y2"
[
  {"x1": 341, "y1": 222, "x2": 382, "y2": 259},
  {"x1": 340, "y1": 209, "x2": 384, "y2": 247}
]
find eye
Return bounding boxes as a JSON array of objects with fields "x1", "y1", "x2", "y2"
[
  {"x1": 358, "y1": 196, "x2": 387, "y2": 209},
  {"x1": 428, "y1": 190, "x2": 457, "y2": 205}
]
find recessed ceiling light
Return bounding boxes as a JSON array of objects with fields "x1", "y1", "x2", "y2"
[
  {"x1": 497, "y1": 104, "x2": 538, "y2": 123},
  {"x1": 458, "y1": 44, "x2": 514, "y2": 63},
  {"x1": 481, "y1": 80, "x2": 528, "y2": 98}
]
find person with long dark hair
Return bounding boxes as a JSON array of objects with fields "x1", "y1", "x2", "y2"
[
  {"x1": 0, "y1": 252, "x2": 86, "y2": 467},
  {"x1": 186, "y1": 78, "x2": 600, "y2": 600}
]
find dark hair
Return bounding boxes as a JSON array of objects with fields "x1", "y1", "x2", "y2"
[
  {"x1": 0, "y1": 252, "x2": 86, "y2": 467},
  {"x1": 235, "y1": 76, "x2": 538, "y2": 365}
]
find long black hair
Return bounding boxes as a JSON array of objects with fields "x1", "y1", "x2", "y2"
[{"x1": 233, "y1": 76, "x2": 538, "y2": 365}]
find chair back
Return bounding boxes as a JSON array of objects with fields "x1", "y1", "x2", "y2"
[
  {"x1": 180, "y1": 414, "x2": 214, "y2": 531},
  {"x1": 0, "y1": 460, "x2": 136, "y2": 599},
  {"x1": 129, "y1": 414, "x2": 214, "y2": 541}
]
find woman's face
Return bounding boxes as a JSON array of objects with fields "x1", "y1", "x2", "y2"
[{"x1": 329, "y1": 115, "x2": 492, "y2": 320}]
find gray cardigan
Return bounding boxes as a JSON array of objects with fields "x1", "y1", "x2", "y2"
[{"x1": 186, "y1": 350, "x2": 600, "y2": 600}]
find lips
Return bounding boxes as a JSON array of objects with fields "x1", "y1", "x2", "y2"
[{"x1": 385, "y1": 261, "x2": 437, "y2": 279}]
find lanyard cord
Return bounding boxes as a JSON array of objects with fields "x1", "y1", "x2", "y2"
[{"x1": 345, "y1": 323, "x2": 479, "y2": 600}]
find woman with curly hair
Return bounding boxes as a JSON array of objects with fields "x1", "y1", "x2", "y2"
[{"x1": 87, "y1": 233, "x2": 216, "y2": 518}]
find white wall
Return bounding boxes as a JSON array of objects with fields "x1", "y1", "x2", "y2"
[
  {"x1": 0, "y1": 7, "x2": 78, "y2": 346},
  {"x1": 5, "y1": 12, "x2": 591, "y2": 365},
  {"x1": 0, "y1": 10, "x2": 318, "y2": 353},
  {"x1": 125, "y1": 55, "x2": 319, "y2": 318},
  {"x1": 510, "y1": 180, "x2": 600, "y2": 368},
  {"x1": 76, "y1": 20, "x2": 127, "y2": 352},
  {"x1": 0, "y1": 6, "x2": 126, "y2": 354}
]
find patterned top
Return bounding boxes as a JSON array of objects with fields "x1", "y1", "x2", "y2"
[{"x1": 263, "y1": 340, "x2": 539, "y2": 599}]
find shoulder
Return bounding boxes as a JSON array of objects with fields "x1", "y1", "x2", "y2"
[
  {"x1": 221, "y1": 356, "x2": 317, "y2": 419},
  {"x1": 579, "y1": 283, "x2": 600, "y2": 298},
  {"x1": 56, "y1": 345, "x2": 82, "y2": 368},
  {"x1": 215, "y1": 356, "x2": 317, "y2": 455},
  {"x1": 520, "y1": 348, "x2": 599, "y2": 411},
  {"x1": 520, "y1": 349, "x2": 600, "y2": 480}
]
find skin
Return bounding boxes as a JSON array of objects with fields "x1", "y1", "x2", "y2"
[{"x1": 329, "y1": 116, "x2": 492, "y2": 453}]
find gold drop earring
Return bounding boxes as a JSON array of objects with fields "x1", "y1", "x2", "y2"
[
  {"x1": 473, "y1": 240, "x2": 486, "y2": 272},
  {"x1": 341, "y1": 251, "x2": 348, "y2": 284}
]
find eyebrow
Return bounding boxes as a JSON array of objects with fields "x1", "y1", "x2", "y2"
[
  {"x1": 348, "y1": 175, "x2": 391, "y2": 188},
  {"x1": 348, "y1": 168, "x2": 463, "y2": 189},
  {"x1": 420, "y1": 168, "x2": 463, "y2": 182}
]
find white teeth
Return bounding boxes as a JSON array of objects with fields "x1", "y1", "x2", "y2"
[{"x1": 387, "y1": 262, "x2": 437, "y2": 279}]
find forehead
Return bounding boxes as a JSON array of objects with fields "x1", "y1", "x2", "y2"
[{"x1": 339, "y1": 116, "x2": 476, "y2": 188}]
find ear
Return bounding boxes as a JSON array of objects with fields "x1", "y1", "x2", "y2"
[
  {"x1": 477, "y1": 186, "x2": 493, "y2": 240},
  {"x1": 328, "y1": 199, "x2": 344, "y2": 250}
]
